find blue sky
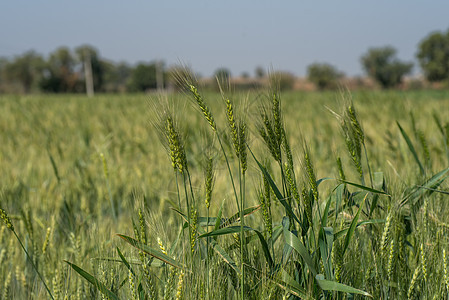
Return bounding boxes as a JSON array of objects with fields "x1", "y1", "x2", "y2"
[{"x1": 1, "y1": 1, "x2": 448, "y2": 77}]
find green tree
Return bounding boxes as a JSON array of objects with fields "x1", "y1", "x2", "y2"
[
  {"x1": 127, "y1": 62, "x2": 158, "y2": 92},
  {"x1": 3, "y1": 51, "x2": 45, "y2": 93},
  {"x1": 115, "y1": 62, "x2": 132, "y2": 88},
  {"x1": 270, "y1": 71, "x2": 295, "y2": 91},
  {"x1": 361, "y1": 46, "x2": 413, "y2": 88},
  {"x1": 255, "y1": 66, "x2": 265, "y2": 79},
  {"x1": 75, "y1": 45, "x2": 108, "y2": 92},
  {"x1": 417, "y1": 29, "x2": 449, "y2": 82},
  {"x1": 211, "y1": 67, "x2": 231, "y2": 91},
  {"x1": 214, "y1": 67, "x2": 231, "y2": 85},
  {"x1": 241, "y1": 71, "x2": 250, "y2": 79},
  {"x1": 100, "y1": 61, "x2": 131, "y2": 93},
  {"x1": 40, "y1": 47, "x2": 80, "y2": 92},
  {"x1": 307, "y1": 63, "x2": 343, "y2": 90},
  {"x1": 0, "y1": 57, "x2": 8, "y2": 92}
]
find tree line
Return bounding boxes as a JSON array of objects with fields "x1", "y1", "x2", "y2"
[
  {"x1": 1, "y1": 28, "x2": 449, "y2": 93},
  {"x1": 0, "y1": 45, "x2": 168, "y2": 94},
  {"x1": 308, "y1": 28, "x2": 449, "y2": 90}
]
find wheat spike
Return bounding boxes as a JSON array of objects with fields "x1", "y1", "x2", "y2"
[
  {"x1": 0, "y1": 207, "x2": 14, "y2": 231},
  {"x1": 189, "y1": 84, "x2": 217, "y2": 131}
]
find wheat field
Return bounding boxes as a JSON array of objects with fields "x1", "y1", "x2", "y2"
[{"x1": 1, "y1": 88, "x2": 449, "y2": 299}]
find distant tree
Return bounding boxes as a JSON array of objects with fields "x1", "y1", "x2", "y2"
[
  {"x1": 3, "y1": 50, "x2": 45, "y2": 93},
  {"x1": 255, "y1": 66, "x2": 265, "y2": 79},
  {"x1": 76, "y1": 45, "x2": 103, "y2": 95},
  {"x1": 214, "y1": 67, "x2": 231, "y2": 82},
  {"x1": 270, "y1": 71, "x2": 295, "y2": 91},
  {"x1": 212, "y1": 67, "x2": 231, "y2": 90},
  {"x1": 115, "y1": 62, "x2": 132, "y2": 87},
  {"x1": 40, "y1": 47, "x2": 80, "y2": 92},
  {"x1": 307, "y1": 63, "x2": 343, "y2": 90},
  {"x1": 99, "y1": 60, "x2": 120, "y2": 93},
  {"x1": 241, "y1": 71, "x2": 250, "y2": 79},
  {"x1": 127, "y1": 62, "x2": 158, "y2": 92},
  {"x1": 95, "y1": 61, "x2": 131, "y2": 93},
  {"x1": 49, "y1": 47, "x2": 76, "y2": 74},
  {"x1": 0, "y1": 57, "x2": 6, "y2": 74},
  {"x1": 94, "y1": 61, "x2": 132, "y2": 93},
  {"x1": 361, "y1": 46, "x2": 413, "y2": 88},
  {"x1": 154, "y1": 60, "x2": 165, "y2": 90},
  {"x1": 0, "y1": 57, "x2": 6, "y2": 92},
  {"x1": 417, "y1": 29, "x2": 449, "y2": 82}
]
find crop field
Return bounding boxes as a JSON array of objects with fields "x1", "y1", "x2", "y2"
[{"x1": 1, "y1": 87, "x2": 449, "y2": 299}]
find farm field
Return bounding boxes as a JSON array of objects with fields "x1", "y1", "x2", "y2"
[{"x1": 1, "y1": 88, "x2": 449, "y2": 299}]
